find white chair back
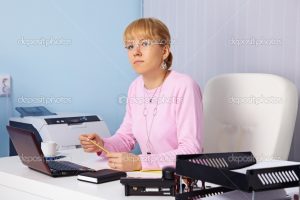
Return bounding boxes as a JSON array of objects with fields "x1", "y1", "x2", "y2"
[{"x1": 203, "y1": 73, "x2": 298, "y2": 160}]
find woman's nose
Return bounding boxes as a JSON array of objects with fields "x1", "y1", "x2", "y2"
[{"x1": 133, "y1": 46, "x2": 142, "y2": 56}]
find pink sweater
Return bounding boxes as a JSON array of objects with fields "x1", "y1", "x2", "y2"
[{"x1": 101, "y1": 70, "x2": 203, "y2": 170}]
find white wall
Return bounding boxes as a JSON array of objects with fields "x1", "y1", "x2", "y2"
[{"x1": 144, "y1": 0, "x2": 300, "y2": 161}]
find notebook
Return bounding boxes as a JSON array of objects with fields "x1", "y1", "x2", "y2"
[{"x1": 77, "y1": 169, "x2": 127, "y2": 183}]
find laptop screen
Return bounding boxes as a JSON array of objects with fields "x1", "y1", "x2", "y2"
[{"x1": 6, "y1": 126, "x2": 51, "y2": 175}]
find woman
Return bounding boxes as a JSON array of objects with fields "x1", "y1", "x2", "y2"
[{"x1": 80, "y1": 18, "x2": 203, "y2": 171}]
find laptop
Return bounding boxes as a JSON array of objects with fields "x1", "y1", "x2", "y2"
[{"x1": 6, "y1": 126, "x2": 95, "y2": 177}]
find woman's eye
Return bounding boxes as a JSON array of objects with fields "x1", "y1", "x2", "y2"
[
  {"x1": 125, "y1": 44, "x2": 134, "y2": 50},
  {"x1": 141, "y1": 40, "x2": 151, "y2": 47}
]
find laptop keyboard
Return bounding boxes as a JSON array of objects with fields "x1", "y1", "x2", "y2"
[{"x1": 47, "y1": 161, "x2": 93, "y2": 171}]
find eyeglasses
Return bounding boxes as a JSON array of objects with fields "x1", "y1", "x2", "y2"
[{"x1": 124, "y1": 39, "x2": 165, "y2": 52}]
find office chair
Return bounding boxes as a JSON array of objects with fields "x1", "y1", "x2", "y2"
[{"x1": 203, "y1": 73, "x2": 298, "y2": 160}]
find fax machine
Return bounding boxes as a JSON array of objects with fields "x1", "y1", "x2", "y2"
[{"x1": 9, "y1": 107, "x2": 111, "y2": 156}]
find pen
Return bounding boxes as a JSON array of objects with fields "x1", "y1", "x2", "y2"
[{"x1": 87, "y1": 138, "x2": 110, "y2": 154}]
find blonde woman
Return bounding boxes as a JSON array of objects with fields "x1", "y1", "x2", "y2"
[{"x1": 80, "y1": 18, "x2": 203, "y2": 171}]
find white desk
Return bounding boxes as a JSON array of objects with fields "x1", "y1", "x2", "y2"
[
  {"x1": 0, "y1": 149, "x2": 171, "y2": 200},
  {"x1": 0, "y1": 149, "x2": 299, "y2": 200}
]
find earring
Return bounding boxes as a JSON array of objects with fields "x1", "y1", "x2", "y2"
[{"x1": 161, "y1": 61, "x2": 167, "y2": 70}]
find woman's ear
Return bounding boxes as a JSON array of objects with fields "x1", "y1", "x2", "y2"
[{"x1": 162, "y1": 45, "x2": 170, "y2": 60}]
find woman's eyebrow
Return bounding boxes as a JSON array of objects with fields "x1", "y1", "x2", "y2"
[
  {"x1": 126, "y1": 39, "x2": 138, "y2": 43},
  {"x1": 124, "y1": 40, "x2": 134, "y2": 45},
  {"x1": 124, "y1": 39, "x2": 143, "y2": 44}
]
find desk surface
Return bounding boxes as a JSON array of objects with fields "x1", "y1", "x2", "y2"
[
  {"x1": 0, "y1": 149, "x2": 299, "y2": 200},
  {"x1": 0, "y1": 149, "x2": 170, "y2": 200}
]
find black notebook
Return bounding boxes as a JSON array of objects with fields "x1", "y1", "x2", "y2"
[{"x1": 77, "y1": 169, "x2": 127, "y2": 184}]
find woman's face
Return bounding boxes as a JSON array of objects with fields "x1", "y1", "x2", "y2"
[{"x1": 125, "y1": 38, "x2": 169, "y2": 75}]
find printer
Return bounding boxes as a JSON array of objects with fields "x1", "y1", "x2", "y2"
[{"x1": 9, "y1": 107, "x2": 111, "y2": 156}]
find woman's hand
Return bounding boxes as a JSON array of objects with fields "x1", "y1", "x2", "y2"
[
  {"x1": 107, "y1": 152, "x2": 142, "y2": 171},
  {"x1": 79, "y1": 133, "x2": 104, "y2": 153}
]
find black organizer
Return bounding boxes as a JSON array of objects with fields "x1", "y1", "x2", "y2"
[
  {"x1": 175, "y1": 152, "x2": 300, "y2": 199},
  {"x1": 175, "y1": 186, "x2": 233, "y2": 200}
]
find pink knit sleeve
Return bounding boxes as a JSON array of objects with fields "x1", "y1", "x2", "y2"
[{"x1": 98, "y1": 84, "x2": 137, "y2": 156}]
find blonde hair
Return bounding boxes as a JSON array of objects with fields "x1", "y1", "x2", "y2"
[{"x1": 123, "y1": 18, "x2": 173, "y2": 69}]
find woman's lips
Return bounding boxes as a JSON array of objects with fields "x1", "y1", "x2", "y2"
[{"x1": 134, "y1": 60, "x2": 144, "y2": 64}]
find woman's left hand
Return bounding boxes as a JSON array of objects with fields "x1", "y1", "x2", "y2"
[{"x1": 106, "y1": 152, "x2": 142, "y2": 171}]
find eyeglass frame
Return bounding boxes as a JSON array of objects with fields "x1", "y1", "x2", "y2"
[{"x1": 124, "y1": 39, "x2": 169, "y2": 51}]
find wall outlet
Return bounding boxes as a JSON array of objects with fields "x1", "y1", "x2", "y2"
[{"x1": 0, "y1": 74, "x2": 11, "y2": 97}]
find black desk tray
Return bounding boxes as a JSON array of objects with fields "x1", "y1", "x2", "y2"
[
  {"x1": 175, "y1": 186, "x2": 233, "y2": 200},
  {"x1": 176, "y1": 152, "x2": 300, "y2": 194}
]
